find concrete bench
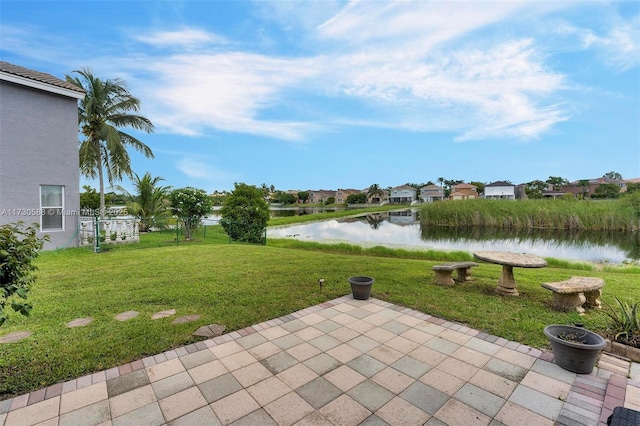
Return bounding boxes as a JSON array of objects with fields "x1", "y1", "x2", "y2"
[
  {"x1": 541, "y1": 276, "x2": 604, "y2": 315},
  {"x1": 432, "y1": 262, "x2": 479, "y2": 286}
]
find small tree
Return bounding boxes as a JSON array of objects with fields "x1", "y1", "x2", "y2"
[
  {"x1": 297, "y1": 191, "x2": 310, "y2": 204},
  {"x1": 80, "y1": 185, "x2": 100, "y2": 213},
  {"x1": 347, "y1": 193, "x2": 367, "y2": 204},
  {"x1": 169, "y1": 187, "x2": 213, "y2": 240},
  {"x1": 592, "y1": 183, "x2": 621, "y2": 199},
  {"x1": 0, "y1": 222, "x2": 48, "y2": 327},
  {"x1": 578, "y1": 179, "x2": 591, "y2": 199},
  {"x1": 220, "y1": 183, "x2": 270, "y2": 244},
  {"x1": 525, "y1": 180, "x2": 547, "y2": 199},
  {"x1": 546, "y1": 176, "x2": 569, "y2": 191},
  {"x1": 604, "y1": 171, "x2": 623, "y2": 180}
]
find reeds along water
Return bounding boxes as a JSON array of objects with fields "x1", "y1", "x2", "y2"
[{"x1": 419, "y1": 198, "x2": 640, "y2": 232}]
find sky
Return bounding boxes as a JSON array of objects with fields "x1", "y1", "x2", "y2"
[{"x1": 1, "y1": 1, "x2": 639, "y2": 194}]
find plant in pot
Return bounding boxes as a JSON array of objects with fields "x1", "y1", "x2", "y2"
[
  {"x1": 348, "y1": 276, "x2": 374, "y2": 300},
  {"x1": 543, "y1": 324, "x2": 606, "y2": 374}
]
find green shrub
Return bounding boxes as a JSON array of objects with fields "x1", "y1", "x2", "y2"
[{"x1": 602, "y1": 296, "x2": 640, "y2": 342}]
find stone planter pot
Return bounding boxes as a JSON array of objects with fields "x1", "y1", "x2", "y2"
[
  {"x1": 348, "y1": 276, "x2": 374, "y2": 300},
  {"x1": 544, "y1": 324, "x2": 606, "y2": 374}
]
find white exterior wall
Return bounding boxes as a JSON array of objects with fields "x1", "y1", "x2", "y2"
[{"x1": 484, "y1": 186, "x2": 515, "y2": 199}]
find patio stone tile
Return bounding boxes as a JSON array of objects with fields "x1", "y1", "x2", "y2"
[
  {"x1": 386, "y1": 336, "x2": 420, "y2": 354},
  {"x1": 210, "y1": 341, "x2": 244, "y2": 358},
  {"x1": 380, "y1": 320, "x2": 411, "y2": 335},
  {"x1": 347, "y1": 335, "x2": 380, "y2": 353},
  {"x1": 169, "y1": 405, "x2": 221, "y2": 426},
  {"x1": 261, "y1": 351, "x2": 299, "y2": 375},
  {"x1": 259, "y1": 325, "x2": 290, "y2": 340},
  {"x1": 377, "y1": 309, "x2": 403, "y2": 320},
  {"x1": 180, "y1": 348, "x2": 216, "y2": 370},
  {"x1": 219, "y1": 351, "x2": 257, "y2": 372},
  {"x1": 60, "y1": 382, "x2": 108, "y2": 415},
  {"x1": 360, "y1": 303, "x2": 385, "y2": 313},
  {"x1": 494, "y1": 401, "x2": 555, "y2": 426},
  {"x1": 281, "y1": 319, "x2": 311, "y2": 333},
  {"x1": 293, "y1": 411, "x2": 333, "y2": 426},
  {"x1": 236, "y1": 332, "x2": 268, "y2": 350},
  {"x1": 210, "y1": 390, "x2": 260, "y2": 426},
  {"x1": 229, "y1": 408, "x2": 276, "y2": 426},
  {"x1": 231, "y1": 362, "x2": 272, "y2": 387},
  {"x1": 434, "y1": 398, "x2": 491, "y2": 426},
  {"x1": 248, "y1": 341, "x2": 282, "y2": 361},
  {"x1": 484, "y1": 358, "x2": 528, "y2": 383},
  {"x1": 326, "y1": 343, "x2": 362, "y2": 364},
  {"x1": 362, "y1": 314, "x2": 392, "y2": 327},
  {"x1": 437, "y1": 357, "x2": 479, "y2": 381},
  {"x1": 59, "y1": 400, "x2": 110, "y2": 426},
  {"x1": 198, "y1": 373, "x2": 243, "y2": 403},
  {"x1": 346, "y1": 308, "x2": 373, "y2": 320},
  {"x1": 508, "y1": 385, "x2": 564, "y2": 421},
  {"x1": 468, "y1": 369, "x2": 518, "y2": 400},
  {"x1": 112, "y1": 402, "x2": 164, "y2": 426},
  {"x1": 158, "y1": 386, "x2": 207, "y2": 422},
  {"x1": 318, "y1": 395, "x2": 371, "y2": 426},
  {"x1": 146, "y1": 358, "x2": 185, "y2": 382},
  {"x1": 414, "y1": 321, "x2": 445, "y2": 336},
  {"x1": 425, "y1": 337, "x2": 460, "y2": 355},
  {"x1": 529, "y1": 359, "x2": 576, "y2": 385},
  {"x1": 313, "y1": 320, "x2": 341, "y2": 333},
  {"x1": 348, "y1": 319, "x2": 377, "y2": 334},
  {"x1": 273, "y1": 334, "x2": 305, "y2": 350},
  {"x1": 439, "y1": 329, "x2": 473, "y2": 345},
  {"x1": 287, "y1": 342, "x2": 322, "y2": 362},
  {"x1": 400, "y1": 381, "x2": 449, "y2": 415},
  {"x1": 66, "y1": 317, "x2": 93, "y2": 327},
  {"x1": 308, "y1": 334, "x2": 342, "y2": 352},
  {"x1": 264, "y1": 392, "x2": 314, "y2": 426},
  {"x1": 328, "y1": 327, "x2": 360, "y2": 342},
  {"x1": 324, "y1": 365, "x2": 367, "y2": 392},
  {"x1": 391, "y1": 356, "x2": 432, "y2": 379},
  {"x1": 333, "y1": 303, "x2": 356, "y2": 313},
  {"x1": 188, "y1": 360, "x2": 229, "y2": 385},
  {"x1": 368, "y1": 345, "x2": 406, "y2": 365},
  {"x1": 347, "y1": 354, "x2": 387, "y2": 378},
  {"x1": 451, "y1": 346, "x2": 492, "y2": 368},
  {"x1": 109, "y1": 384, "x2": 156, "y2": 418},
  {"x1": 303, "y1": 353, "x2": 341, "y2": 375},
  {"x1": 246, "y1": 376, "x2": 292, "y2": 406},
  {"x1": 295, "y1": 377, "x2": 342, "y2": 409},
  {"x1": 299, "y1": 313, "x2": 326, "y2": 326},
  {"x1": 4, "y1": 396, "x2": 59, "y2": 426},
  {"x1": 151, "y1": 309, "x2": 175, "y2": 320},
  {"x1": 346, "y1": 380, "x2": 394, "y2": 412},
  {"x1": 0, "y1": 331, "x2": 32, "y2": 343},
  {"x1": 277, "y1": 363, "x2": 318, "y2": 390},
  {"x1": 408, "y1": 346, "x2": 448, "y2": 368},
  {"x1": 520, "y1": 371, "x2": 572, "y2": 400},
  {"x1": 494, "y1": 347, "x2": 536, "y2": 370},
  {"x1": 294, "y1": 327, "x2": 324, "y2": 341},
  {"x1": 151, "y1": 371, "x2": 195, "y2": 400},
  {"x1": 106, "y1": 369, "x2": 150, "y2": 398},
  {"x1": 420, "y1": 368, "x2": 466, "y2": 396},
  {"x1": 0, "y1": 399, "x2": 11, "y2": 414},
  {"x1": 372, "y1": 367, "x2": 414, "y2": 395},
  {"x1": 464, "y1": 337, "x2": 502, "y2": 356},
  {"x1": 360, "y1": 415, "x2": 390, "y2": 426},
  {"x1": 376, "y1": 396, "x2": 430, "y2": 426},
  {"x1": 400, "y1": 328, "x2": 433, "y2": 345},
  {"x1": 454, "y1": 383, "x2": 506, "y2": 418}
]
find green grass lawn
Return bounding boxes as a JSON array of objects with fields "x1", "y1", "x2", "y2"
[{"x1": 1, "y1": 234, "x2": 638, "y2": 399}]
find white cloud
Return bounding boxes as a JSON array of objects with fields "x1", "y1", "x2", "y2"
[
  {"x1": 176, "y1": 157, "x2": 235, "y2": 182},
  {"x1": 134, "y1": 28, "x2": 229, "y2": 47}
]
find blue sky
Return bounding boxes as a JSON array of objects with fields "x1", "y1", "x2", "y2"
[{"x1": 1, "y1": 1, "x2": 639, "y2": 193}]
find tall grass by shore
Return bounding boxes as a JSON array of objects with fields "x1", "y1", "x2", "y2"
[{"x1": 419, "y1": 197, "x2": 640, "y2": 231}]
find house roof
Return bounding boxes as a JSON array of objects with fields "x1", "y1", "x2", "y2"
[
  {"x1": 0, "y1": 61, "x2": 85, "y2": 98},
  {"x1": 452, "y1": 183, "x2": 477, "y2": 190},
  {"x1": 391, "y1": 185, "x2": 416, "y2": 191},
  {"x1": 486, "y1": 181, "x2": 514, "y2": 187}
]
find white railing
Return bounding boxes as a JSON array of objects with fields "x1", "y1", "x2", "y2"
[{"x1": 80, "y1": 217, "x2": 140, "y2": 246}]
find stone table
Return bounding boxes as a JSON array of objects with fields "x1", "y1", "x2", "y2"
[{"x1": 473, "y1": 251, "x2": 547, "y2": 296}]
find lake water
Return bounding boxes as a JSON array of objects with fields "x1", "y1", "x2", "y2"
[{"x1": 266, "y1": 210, "x2": 640, "y2": 263}]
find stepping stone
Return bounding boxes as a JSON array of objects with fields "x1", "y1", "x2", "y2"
[
  {"x1": 151, "y1": 309, "x2": 176, "y2": 320},
  {"x1": 115, "y1": 311, "x2": 139, "y2": 321},
  {"x1": 0, "y1": 331, "x2": 32, "y2": 343},
  {"x1": 193, "y1": 324, "x2": 226, "y2": 338},
  {"x1": 66, "y1": 318, "x2": 93, "y2": 327},
  {"x1": 172, "y1": 315, "x2": 201, "y2": 325}
]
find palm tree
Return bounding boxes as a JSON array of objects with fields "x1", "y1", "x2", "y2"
[
  {"x1": 437, "y1": 177, "x2": 445, "y2": 188},
  {"x1": 66, "y1": 68, "x2": 154, "y2": 218},
  {"x1": 115, "y1": 172, "x2": 171, "y2": 231},
  {"x1": 367, "y1": 184, "x2": 385, "y2": 204}
]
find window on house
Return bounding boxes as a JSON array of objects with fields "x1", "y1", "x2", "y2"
[{"x1": 40, "y1": 185, "x2": 64, "y2": 230}]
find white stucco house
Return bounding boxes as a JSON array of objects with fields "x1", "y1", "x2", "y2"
[
  {"x1": 484, "y1": 181, "x2": 516, "y2": 200},
  {"x1": 419, "y1": 184, "x2": 445, "y2": 202},
  {"x1": 388, "y1": 185, "x2": 417, "y2": 203},
  {"x1": 0, "y1": 61, "x2": 84, "y2": 249}
]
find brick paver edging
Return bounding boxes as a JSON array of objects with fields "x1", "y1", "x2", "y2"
[{"x1": 0, "y1": 296, "x2": 636, "y2": 422}]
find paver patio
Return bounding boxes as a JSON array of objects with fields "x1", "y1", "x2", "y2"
[{"x1": 1, "y1": 296, "x2": 639, "y2": 426}]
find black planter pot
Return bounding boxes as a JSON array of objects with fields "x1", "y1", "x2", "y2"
[
  {"x1": 544, "y1": 324, "x2": 606, "y2": 374},
  {"x1": 348, "y1": 276, "x2": 374, "y2": 300}
]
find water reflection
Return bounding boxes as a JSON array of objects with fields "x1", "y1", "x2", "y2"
[{"x1": 267, "y1": 210, "x2": 639, "y2": 263}]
